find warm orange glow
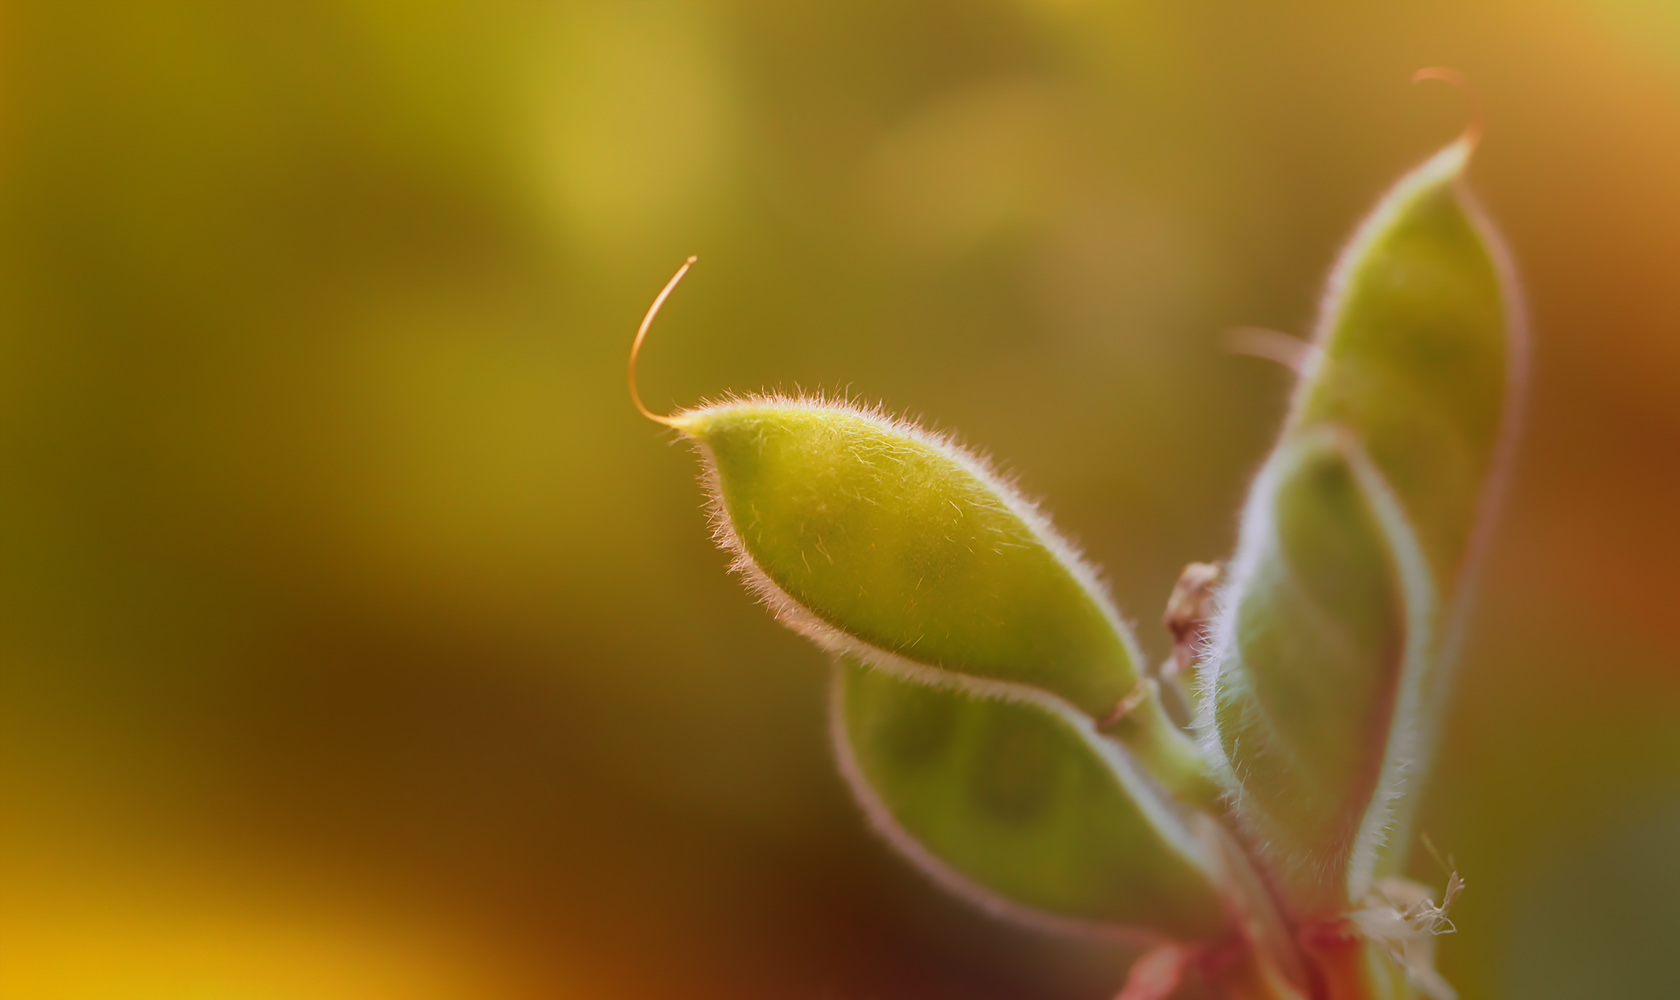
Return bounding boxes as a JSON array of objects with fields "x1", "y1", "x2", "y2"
[{"x1": 3, "y1": 2, "x2": 1676, "y2": 997}]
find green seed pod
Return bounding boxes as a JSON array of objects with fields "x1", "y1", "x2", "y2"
[
  {"x1": 832, "y1": 656, "x2": 1230, "y2": 943},
  {"x1": 627, "y1": 268, "x2": 1208, "y2": 790},
  {"x1": 1292, "y1": 139, "x2": 1523, "y2": 596},
  {"x1": 1204, "y1": 429, "x2": 1436, "y2": 914},
  {"x1": 671, "y1": 396, "x2": 1210, "y2": 793},
  {"x1": 1201, "y1": 127, "x2": 1527, "y2": 915}
]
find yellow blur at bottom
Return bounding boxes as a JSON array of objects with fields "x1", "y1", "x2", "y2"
[{"x1": 0, "y1": 848, "x2": 544, "y2": 1000}]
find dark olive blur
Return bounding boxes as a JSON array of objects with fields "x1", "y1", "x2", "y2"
[{"x1": 3, "y1": 2, "x2": 1676, "y2": 998}]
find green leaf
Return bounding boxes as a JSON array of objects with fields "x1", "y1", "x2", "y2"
[
  {"x1": 1202, "y1": 137, "x2": 1525, "y2": 911},
  {"x1": 832, "y1": 656, "x2": 1229, "y2": 943},
  {"x1": 672, "y1": 397, "x2": 1209, "y2": 793}
]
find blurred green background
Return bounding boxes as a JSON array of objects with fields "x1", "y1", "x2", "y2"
[{"x1": 2, "y1": 2, "x2": 1677, "y2": 997}]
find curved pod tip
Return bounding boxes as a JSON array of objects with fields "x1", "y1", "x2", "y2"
[
  {"x1": 629, "y1": 255, "x2": 700, "y2": 431},
  {"x1": 1410, "y1": 67, "x2": 1483, "y2": 154}
]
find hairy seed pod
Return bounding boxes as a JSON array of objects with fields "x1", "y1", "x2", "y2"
[
  {"x1": 1205, "y1": 429, "x2": 1436, "y2": 914},
  {"x1": 1201, "y1": 128, "x2": 1527, "y2": 916},
  {"x1": 627, "y1": 259, "x2": 1246, "y2": 953},
  {"x1": 667, "y1": 396, "x2": 1211, "y2": 794},
  {"x1": 832, "y1": 656, "x2": 1230, "y2": 942}
]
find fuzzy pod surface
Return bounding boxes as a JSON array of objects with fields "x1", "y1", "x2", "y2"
[
  {"x1": 666, "y1": 396, "x2": 1210, "y2": 793},
  {"x1": 832, "y1": 656, "x2": 1230, "y2": 943},
  {"x1": 1206, "y1": 430, "x2": 1436, "y2": 914},
  {"x1": 1201, "y1": 134, "x2": 1527, "y2": 915}
]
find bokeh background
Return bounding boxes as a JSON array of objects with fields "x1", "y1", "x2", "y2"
[{"x1": 3, "y1": 1, "x2": 1677, "y2": 997}]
